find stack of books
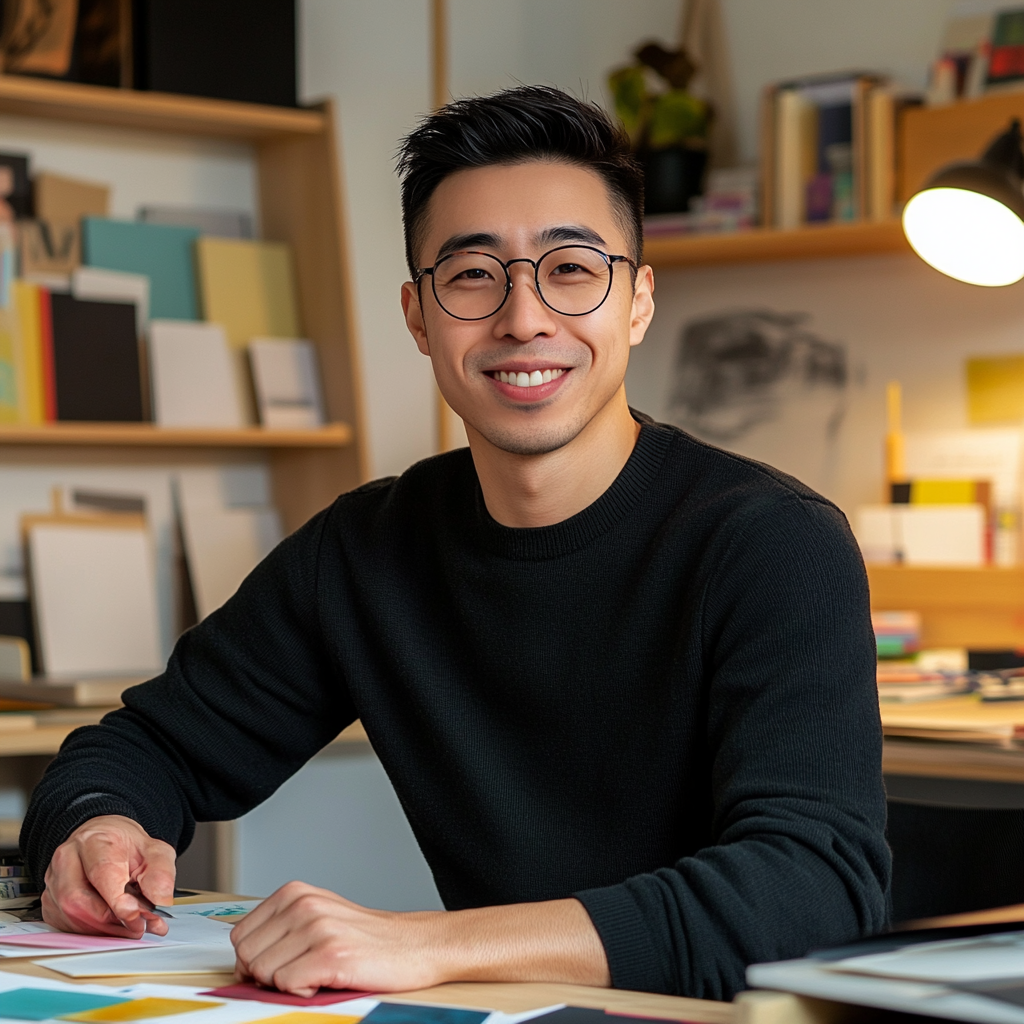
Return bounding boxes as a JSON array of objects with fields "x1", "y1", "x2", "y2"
[{"x1": 0, "y1": 858, "x2": 38, "y2": 911}]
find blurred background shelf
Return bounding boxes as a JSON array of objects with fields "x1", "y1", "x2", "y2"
[
  {"x1": 866, "y1": 565, "x2": 1024, "y2": 649},
  {"x1": 643, "y1": 219, "x2": 910, "y2": 269},
  {"x1": 0, "y1": 423, "x2": 353, "y2": 448},
  {"x1": 0, "y1": 74, "x2": 325, "y2": 140}
]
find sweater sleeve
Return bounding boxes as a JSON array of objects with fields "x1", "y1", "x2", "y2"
[
  {"x1": 574, "y1": 494, "x2": 890, "y2": 1000},
  {"x1": 21, "y1": 504, "x2": 356, "y2": 883}
]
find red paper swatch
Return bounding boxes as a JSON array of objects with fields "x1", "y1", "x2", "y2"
[{"x1": 199, "y1": 983, "x2": 377, "y2": 1006}]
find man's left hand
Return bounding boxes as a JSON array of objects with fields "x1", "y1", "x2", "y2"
[
  {"x1": 231, "y1": 881, "x2": 446, "y2": 995},
  {"x1": 231, "y1": 880, "x2": 610, "y2": 995}
]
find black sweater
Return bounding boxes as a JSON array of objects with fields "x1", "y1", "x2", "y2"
[{"x1": 23, "y1": 415, "x2": 889, "y2": 999}]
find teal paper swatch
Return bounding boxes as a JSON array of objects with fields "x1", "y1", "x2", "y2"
[
  {"x1": 361, "y1": 1004, "x2": 489, "y2": 1024},
  {"x1": 0, "y1": 988, "x2": 129, "y2": 1020},
  {"x1": 82, "y1": 218, "x2": 200, "y2": 321}
]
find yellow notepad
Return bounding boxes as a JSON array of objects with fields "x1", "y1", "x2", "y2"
[{"x1": 62, "y1": 997, "x2": 223, "y2": 1021}]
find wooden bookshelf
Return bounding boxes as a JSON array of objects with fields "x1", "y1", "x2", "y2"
[
  {"x1": 0, "y1": 423, "x2": 353, "y2": 448},
  {"x1": 0, "y1": 74, "x2": 325, "y2": 140},
  {"x1": 644, "y1": 219, "x2": 911, "y2": 270},
  {"x1": 0, "y1": 77, "x2": 367, "y2": 534},
  {"x1": 866, "y1": 565, "x2": 1024, "y2": 649}
]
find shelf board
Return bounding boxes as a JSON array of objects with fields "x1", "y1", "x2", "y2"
[
  {"x1": 0, "y1": 74, "x2": 326, "y2": 140},
  {"x1": 0, "y1": 422, "x2": 353, "y2": 448},
  {"x1": 644, "y1": 219, "x2": 911, "y2": 269}
]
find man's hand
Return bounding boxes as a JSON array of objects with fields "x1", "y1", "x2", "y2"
[
  {"x1": 42, "y1": 815, "x2": 176, "y2": 938},
  {"x1": 231, "y1": 881, "x2": 610, "y2": 996}
]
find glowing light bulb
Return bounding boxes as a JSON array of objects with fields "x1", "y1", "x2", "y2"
[{"x1": 903, "y1": 186, "x2": 1024, "y2": 287}]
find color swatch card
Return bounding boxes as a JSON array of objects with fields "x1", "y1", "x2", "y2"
[
  {"x1": 362, "y1": 1006, "x2": 490, "y2": 1024},
  {"x1": 248, "y1": 339, "x2": 325, "y2": 429},
  {"x1": 200, "y1": 984, "x2": 375, "y2": 1006},
  {"x1": 0, "y1": 988, "x2": 128, "y2": 1021},
  {"x1": 63, "y1": 997, "x2": 223, "y2": 1022},
  {"x1": 83, "y1": 219, "x2": 200, "y2": 321},
  {"x1": 148, "y1": 321, "x2": 244, "y2": 428}
]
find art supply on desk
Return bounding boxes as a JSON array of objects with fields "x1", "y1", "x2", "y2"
[
  {"x1": 201, "y1": 983, "x2": 376, "y2": 1006},
  {"x1": 62, "y1": 996, "x2": 222, "y2": 1021},
  {"x1": 362, "y1": 1006, "x2": 490, "y2": 1024},
  {"x1": 168, "y1": 900, "x2": 261, "y2": 920},
  {"x1": 123, "y1": 882, "x2": 171, "y2": 920}
]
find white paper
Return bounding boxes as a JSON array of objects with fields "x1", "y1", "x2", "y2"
[
  {"x1": 855, "y1": 504, "x2": 986, "y2": 566},
  {"x1": 905, "y1": 429, "x2": 1022, "y2": 506},
  {"x1": 149, "y1": 321, "x2": 244, "y2": 428},
  {"x1": 248, "y1": 338, "x2": 325, "y2": 429},
  {"x1": 39, "y1": 944, "x2": 237, "y2": 977},
  {"x1": 72, "y1": 267, "x2": 150, "y2": 337},
  {"x1": 829, "y1": 933, "x2": 1024, "y2": 983},
  {"x1": 29, "y1": 523, "x2": 163, "y2": 677}
]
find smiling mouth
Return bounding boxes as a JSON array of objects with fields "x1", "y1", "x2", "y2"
[{"x1": 490, "y1": 368, "x2": 567, "y2": 388}]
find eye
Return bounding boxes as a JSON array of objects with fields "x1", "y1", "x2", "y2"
[{"x1": 455, "y1": 267, "x2": 493, "y2": 281}]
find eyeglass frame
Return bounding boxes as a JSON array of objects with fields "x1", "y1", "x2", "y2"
[{"x1": 414, "y1": 243, "x2": 639, "y2": 321}]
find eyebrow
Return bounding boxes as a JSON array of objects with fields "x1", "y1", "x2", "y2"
[{"x1": 432, "y1": 224, "x2": 609, "y2": 265}]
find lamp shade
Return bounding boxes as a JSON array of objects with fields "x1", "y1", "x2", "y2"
[{"x1": 902, "y1": 119, "x2": 1024, "y2": 287}]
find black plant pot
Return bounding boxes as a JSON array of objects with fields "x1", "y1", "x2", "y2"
[{"x1": 642, "y1": 146, "x2": 709, "y2": 215}]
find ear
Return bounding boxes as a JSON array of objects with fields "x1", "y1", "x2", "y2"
[
  {"x1": 402, "y1": 280, "x2": 431, "y2": 356},
  {"x1": 628, "y1": 265, "x2": 655, "y2": 348}
]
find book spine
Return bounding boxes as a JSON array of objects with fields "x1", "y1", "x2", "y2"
[
  {"x1": 38, "y1": 287, "x2": 56, "y2": 422},
  {"x1": 774, "y1": 89, "x2": 806, "y2": 229},
  {"x1": 14, "y1": 282, "x2": 44, "y2": 424},
  {"x1": 0, "y1": 865, "x2": 27, "y2": 878},
  {"x1": 758, "y1": 84, "x2": 777, "y2": 227},
  {"x1": 866, "y1": 88, "x2": 896, "y2": 222}
]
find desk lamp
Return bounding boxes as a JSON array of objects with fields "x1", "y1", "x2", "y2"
[{"x1": 902, "y1": 118, "x2": 1024, "y2": 286}]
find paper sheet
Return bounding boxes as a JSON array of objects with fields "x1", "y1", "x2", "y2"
[
  {"x1": 200, "y1": 983, "x2": 374, "y2": 1006},
  {"x1": 170, "y1": 902, "x2": 262, "y2": 921},
  {"x1": 40, "y1": 944, "x2": 238, "y2": 978},
  {"x1": 363, "y1": 1005, "x2": 490, "y2": 1024},
  {"x1": 63, "y1": 997, "x2": 223, "y2": 1021},
  {"x1": 245, "y1": 1015, "x2": 359, "y2": 1024},
  {"x1": 0, "y1": 988, "x2": 128, "y2": 1020}
]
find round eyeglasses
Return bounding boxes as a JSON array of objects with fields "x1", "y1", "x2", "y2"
[{"x1": 415, "y1": 244, "x2": 638, "y2": 321}]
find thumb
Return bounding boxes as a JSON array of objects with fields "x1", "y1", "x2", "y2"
[{"x1": 136, "y1": 841, "x2": 177, "y2": 907}]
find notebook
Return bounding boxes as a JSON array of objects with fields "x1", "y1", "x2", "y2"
[
  {"x1": 82, "y1": 219, "x2": 200, "y2": 320},
  {"x1": 72, "y1": 267, "x2": 150, "y2": 337},
  {"x1": 249, "y1": 338, "x2": 325, "y2": 428}
]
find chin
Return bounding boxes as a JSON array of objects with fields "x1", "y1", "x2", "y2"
[{"x1": 476, "y1": 414, "x2": 588, "y2": 456}]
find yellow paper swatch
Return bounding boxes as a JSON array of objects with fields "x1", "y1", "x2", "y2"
[
  {"x1": 966, "y1": 355, "x2": 1024, "y2": 424},
  {"x1": 247, "y1": 1014, "x2": 361, "y2": 1024},
  {"x1": 61, "y1": 997, "x2": 223, "y2": 1021}
]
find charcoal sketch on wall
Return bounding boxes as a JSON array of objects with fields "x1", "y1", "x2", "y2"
[{"x1": 667, "y1": 309, "x2": 848, "y2": 442}]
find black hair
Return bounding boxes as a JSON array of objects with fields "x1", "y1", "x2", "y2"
[{"x1": 396, "y1": 85, "x2": 644, "y2": 277}]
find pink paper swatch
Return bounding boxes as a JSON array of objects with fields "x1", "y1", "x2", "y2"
[
  {"x1": 200, "y1": 983, "x2": 377, "y2": 1006},
  {"x1": 0, "y1": 933, "x2": 165, "y2": 951}
]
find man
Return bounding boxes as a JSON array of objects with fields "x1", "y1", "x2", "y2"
[{"x1": 23, "y1": 86, "x2": 888, "y2": 1001}]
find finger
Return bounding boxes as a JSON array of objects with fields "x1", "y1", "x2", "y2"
[
  {"x1": 78, "y1": 840, "x2": 137, "y2": 925},
  {"x1": 269, "y1": 948, "x2": 349, "y2": 998},
  {"x1": 231, "y1": 881, "x2": 314, "y2": 945},
  {"x1": 136, "y1": 844, "x2": 176, "y2": 907},
  {"x1": 242, "y1": 927, "x2": 317, "y2": 993},
  {"x1": 44, "y1": 851, "x2": 139, "y2": 937}
]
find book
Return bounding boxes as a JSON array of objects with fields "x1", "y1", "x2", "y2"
[
  {"x1": 987, "y1": 9, "x2": 1024, "y2": 91},
  {"x1": 148, "y1": 320, "x2": 244, "y2": 428},
  {"x1": 39, "y1": 287, "x2": 56, "y2": 422},
  {"x1": 195, "y1": 237, "x2": 301, "y2": 423},
  {"x1": 249, "y1": 338, "x2": 325, "y2": 429},
  {"x1": 138, "y1": 206, "x2": 253, "y2": 240},
  {"x1": 49, "y1": 293, "x2": 143, "y2": 422},
  {"x1": 24, "y1": 516, "x2": 163, "y2": 678},
  {"x1": 13, "y1": 281, "x2": 46, "y2": 425},
  {"x1": 0, "y1": 304, "x2": 16, "y2": 425},
  {"x1": 0, "y1": 676, "x2": 140, "y2": 706},
  {"x1": 71, "y1": 267, "x2": 149, "y2": 337},
  {"x1": 73, "y1": 0, "x2": 133, "y2": 88},
  {"x1": 82, "y1": 218, "x2": 200, "y2": 321}
]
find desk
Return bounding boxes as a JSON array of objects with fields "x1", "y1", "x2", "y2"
[{"x1": 0, "y1": 893, "x2": 733, "y2": 1024}]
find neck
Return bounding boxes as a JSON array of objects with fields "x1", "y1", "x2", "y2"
[{"x1": 466, "y1": 388, "x2": 641, "y2": 528}]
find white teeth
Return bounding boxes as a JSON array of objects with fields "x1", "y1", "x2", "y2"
[{"x1": 495, "y1": 368, "x2": 567, "y2": 387}]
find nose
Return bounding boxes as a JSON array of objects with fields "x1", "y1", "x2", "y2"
[{"x1": 491, "y1": 262, "x2": 557, "y2": 342}]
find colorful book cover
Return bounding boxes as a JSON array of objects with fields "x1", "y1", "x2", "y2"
[
  {"x1": 82, "y1": 218, "x2": 200, "y2": 320},
  {"x1": 0, "y1": 304, "x2": 17, "y2": 424},
  {"x1": 38, "y1": 288, "x2": 57, "y2": 423},
  {"x1": 13, "y1": 280, "x2": 44, "y2": 424}
]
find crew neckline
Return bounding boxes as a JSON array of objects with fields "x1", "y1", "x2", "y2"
[{"x1": 470, "y1": 414, "x2": 673, "y2": 560}]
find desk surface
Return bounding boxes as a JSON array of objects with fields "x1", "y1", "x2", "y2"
[{"x1": 0, "y1": 893, "x2": 731, "y2": 1023}]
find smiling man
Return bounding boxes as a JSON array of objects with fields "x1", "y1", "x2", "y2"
[{"x1": 23, "y1": 87, "x2": 888, "y2": 1001}]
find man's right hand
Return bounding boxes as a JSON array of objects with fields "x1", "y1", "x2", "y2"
[{"x1": 42, "y1": 815, "x2": 176, "y2": 938}]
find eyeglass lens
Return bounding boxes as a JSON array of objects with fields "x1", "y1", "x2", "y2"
[{"x1": 431, "y1": 246, "x2": 614, "y2": 320}]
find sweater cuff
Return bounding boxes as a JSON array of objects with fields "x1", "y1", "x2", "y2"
[
  {"x1": 21, "y1": 793, "x2": 140, "y2": 885},
  {"x1": 575, "y1": 884, "x2": 670, "y2": 994}
]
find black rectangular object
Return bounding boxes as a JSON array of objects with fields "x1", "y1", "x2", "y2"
[
  {"x1": 50, "y1": 293, "x2": 144, "y2": 421},
  {"x1": 132, "y1": 0, "x2": 296, "y2": 107},
  {"x1": 0, "y1": 601, "x2": 36, "y2": 674}
]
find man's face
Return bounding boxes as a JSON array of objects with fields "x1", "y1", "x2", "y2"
[{"x1": 402, "y1": 160, "x2": 654, "y2": 456}]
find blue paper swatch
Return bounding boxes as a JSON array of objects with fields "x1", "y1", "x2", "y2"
[
  {"x1": 0, "y1": 988, "x2": 129, "y2": 1021},
  {"x1": 361, "y1": 1005, "x2": 489, "y2": 1024}
]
